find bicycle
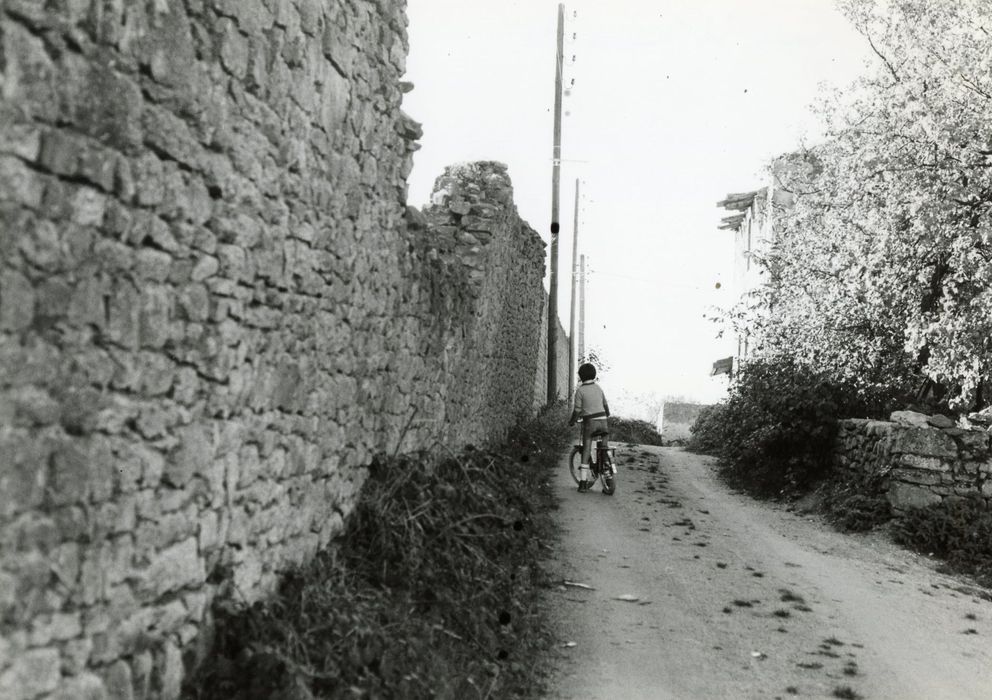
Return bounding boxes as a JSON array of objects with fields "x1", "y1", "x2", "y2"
[{"x1": 569, "y1": 422, "x2": 617, "y2": 495}]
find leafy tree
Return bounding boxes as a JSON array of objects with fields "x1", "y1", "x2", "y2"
[
  {"x1": 578, "y1": 346, "x2": 610, "y2": 374},
  {"x1": 730, "y1": 0, "x2": 992, "y2": 410}
]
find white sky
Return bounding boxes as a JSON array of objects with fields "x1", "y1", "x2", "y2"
[{"x1": 402, "y1": 0, "x2": 875, "y2": 415}]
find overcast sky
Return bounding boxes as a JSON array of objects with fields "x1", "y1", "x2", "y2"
[{"x1": 402, "y1": 0, "x2": 875, "y2": 415}]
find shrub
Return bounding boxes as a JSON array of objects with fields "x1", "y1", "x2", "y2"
[
  {"x1": 185, "y1": 405, "x2": 571, "y2": 700},
  {"x1": 686, "y1": 357, "x2": 892, "y2": 497},
  {"x1": 893, "y1": 496, "x2": 992, "y2": 586},
  {"x1": 686, "y1": 403, "x2": 730, "y2": 455},
  {"x1": 821, "y1": 474, "x2": 893, "y2": 532},
  {"x1": 608, "y1": 416, "x2": 664, "y2": 446}
]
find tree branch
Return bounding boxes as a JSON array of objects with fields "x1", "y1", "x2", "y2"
[{"x1": 864, "y1": 31, "x2": 901, "y2": 83}]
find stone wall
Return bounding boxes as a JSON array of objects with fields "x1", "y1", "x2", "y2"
[
  {"x1": 420, "y1": 161, "x2": 549, "y2": 442},
  {"x1": 0, "y1": 3, "x2": 562, "y2": 699},
  {"x1": 534, "y1": 294, "x2": 570, "y2": 408},
  {"x1": 835, "y1": 411, "x2": 992, "y2": 511}
]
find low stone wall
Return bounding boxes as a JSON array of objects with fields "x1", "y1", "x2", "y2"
[{"x1": 835, "y1": 411, "x2": 992, "y2": 511}]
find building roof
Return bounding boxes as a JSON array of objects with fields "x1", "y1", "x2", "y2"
[
  {"x1": 716, "y1": 189, "x2": 763, "y2": 231},
  {"x1": 717, "y1": 213, "x2": 746, "y2": 231},
  {"x1": 716, "y1": 190, "x2": 761, "y2": 211}
]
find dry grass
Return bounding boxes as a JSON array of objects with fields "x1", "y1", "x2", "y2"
[{"x1": 184, "y1": 404, "x2": 572, "y2": 700}]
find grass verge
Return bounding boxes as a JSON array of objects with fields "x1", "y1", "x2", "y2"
[
  {"x1": 807, "y1": 475, "x2": 992, "y2": 589},
  {"x1": 783, "y1": 472, "x2": 992, "y2": 591},
  {"x1": 892, "y1": 495, "x2": 992, "y2": 588},
  {"x1": 818, "y1": 474, "x2": 893, "y2": 534},
  {"x1": 687, "y1": 372, "x2": 992, "y2": 590},
  {"x1": 184, "y1": 403, "x2": 572, "y2": 700}
]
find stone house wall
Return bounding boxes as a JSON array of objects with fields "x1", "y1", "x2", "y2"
[
  {"x1": 0, "y1": 3, "x2": 564, "y2": 699},
  {"x1": 835, "y1": 412, "x2": 992, "y2": 511}
]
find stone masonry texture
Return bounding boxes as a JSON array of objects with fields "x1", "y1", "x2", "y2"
[
  {"x1": 535, "y1": 288, "x2": 569, "y2": 409},
  {"x1": 0, "y1": 2, "x2": 566, "y2": 698},
  {"x1": 835, "y1": 414, "x2": 992, "y2": 512}
]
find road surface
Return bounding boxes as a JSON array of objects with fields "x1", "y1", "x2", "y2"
[{"x1": 542, "y1": 446, "x2": 992, "y2": 700}]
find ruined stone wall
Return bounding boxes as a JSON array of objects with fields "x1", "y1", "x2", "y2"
[
  {"x1": 835, "y1": 412, "x2": 992, "y2": 512},
  {"x1": 419, "y1": 161, "x2": 549, "y2": 443},
  {"x1": 0, "y1": 3, "x2": 557, "y2": 699},
  {"x1": 420, "y1": 167, "x2": 569, "y2": 415}
]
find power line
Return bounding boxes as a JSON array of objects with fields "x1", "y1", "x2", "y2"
[{"x1": 587, "y1": 268, "x2": 719, "y2": 290}]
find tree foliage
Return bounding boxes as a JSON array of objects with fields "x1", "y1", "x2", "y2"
[
  {"x1": 687, "y1": 357, "x2": 892, "y2": 497},
  {"x1": 578, "y1": 346, "x2": 610, "y2": 374},
  {"x1": 731, "y1": 0, "x2": 992, "y2": 409}
]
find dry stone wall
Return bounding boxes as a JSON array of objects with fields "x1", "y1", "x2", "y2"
[
  {"x1": 419, "y1": 161, "x2": 549, "y2": 442},
  {"x1": 534, "y1": 295, "x2": 569, "y2": 408},
  {"x1": 835, "y1": 411, "x2": 992, "y2": 511},
  {"x1": 0, "y1": 3, "x2": 562, "y2": 699}
]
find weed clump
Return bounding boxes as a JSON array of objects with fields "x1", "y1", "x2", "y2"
[
  {"x1": 185, "y1": 404, "x2": 572, "y2": 699},
  {"x1": 893, "y1": 495, "x2": 992, "y2": 587},
  {"x1": 821, "y1": 473, "x2": 893, "y2": 532}
]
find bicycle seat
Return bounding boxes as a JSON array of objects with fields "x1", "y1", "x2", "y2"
[{"x1": 590, "y1": 429, "x2": 609, "y2": 438}]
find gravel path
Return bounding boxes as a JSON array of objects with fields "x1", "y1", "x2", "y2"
[{"x1": 542, "y1": 445, "x2": 992, "y2": 699}]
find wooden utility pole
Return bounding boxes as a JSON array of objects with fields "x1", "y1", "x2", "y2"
[
  {"x1": 578, "y1": 254, "x2": 586, "y2": 363},
  {"x1": 547, "y1": 2, "x2": 564, "y2": 404},
  {"x1": 568, "y1": 178, "x2": 580, "y2": 397}
]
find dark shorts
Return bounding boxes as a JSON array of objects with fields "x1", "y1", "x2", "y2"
[{"x1": 581, "y1": 418, "x2": 608, "y2": 463}]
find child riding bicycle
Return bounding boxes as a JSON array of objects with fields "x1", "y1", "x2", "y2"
[{"x1": 568, "y1": 363, "x2": 611, "y2": 492}]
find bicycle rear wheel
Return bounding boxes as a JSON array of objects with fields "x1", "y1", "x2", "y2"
[{"x1": 600, "y1": 456, "x2": 616, "y2": 495}]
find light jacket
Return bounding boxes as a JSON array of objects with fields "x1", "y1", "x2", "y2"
[{"x1": 572, "y1": 379, "x2": 610, "y2": 420}]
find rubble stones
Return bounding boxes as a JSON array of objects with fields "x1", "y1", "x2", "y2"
[
  {"x1": 0, "y1": 648, "x2": 61, "y2": 699},
  {"x1": 890, "y1": 410, "x2": 930, "y2": 428},
  {"x1": 968, "y1": 406, "x2": 992, "y2": 426},
  {"x1": 887, "y1": 482, "x2": 942, "y2": 510},
  {"x1": 0, "y1": 269, "x2": 35, "y2": 331},
  {"x1": 143, "y1": 538, "x2": 204, "y2": 599},
  {"x1": 927, "y1": 413, "x2": 956, "y2": 429},
  {"x1": 52, "y1": 673, "x2": 108, "y2": 700},
  {"x1": 889, "y1": 427, "x2": 957, "y2": 459}
]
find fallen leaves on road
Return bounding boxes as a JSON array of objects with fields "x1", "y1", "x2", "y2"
[{"x1": 562, "y1": 580, "x2": 595, "y2": 590}]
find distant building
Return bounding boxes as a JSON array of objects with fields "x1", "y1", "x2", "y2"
[
  {"x1": 717, "y1": 154, "x2": 812, "y2": 371},
  {"x1": 717, "y1": 187, "x2": 771, "y2": 368},
  {"x1": 658, "y1": 401, "x2": 710, "y2": 443}
]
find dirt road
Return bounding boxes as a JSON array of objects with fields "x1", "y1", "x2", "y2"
[{"x1": 543, "y1": 446, "x2": 992, "y2": 700}]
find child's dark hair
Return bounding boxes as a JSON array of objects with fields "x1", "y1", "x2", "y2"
[{"x1": 578, "y1": 363, "x2": 596, "y2": 381}]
